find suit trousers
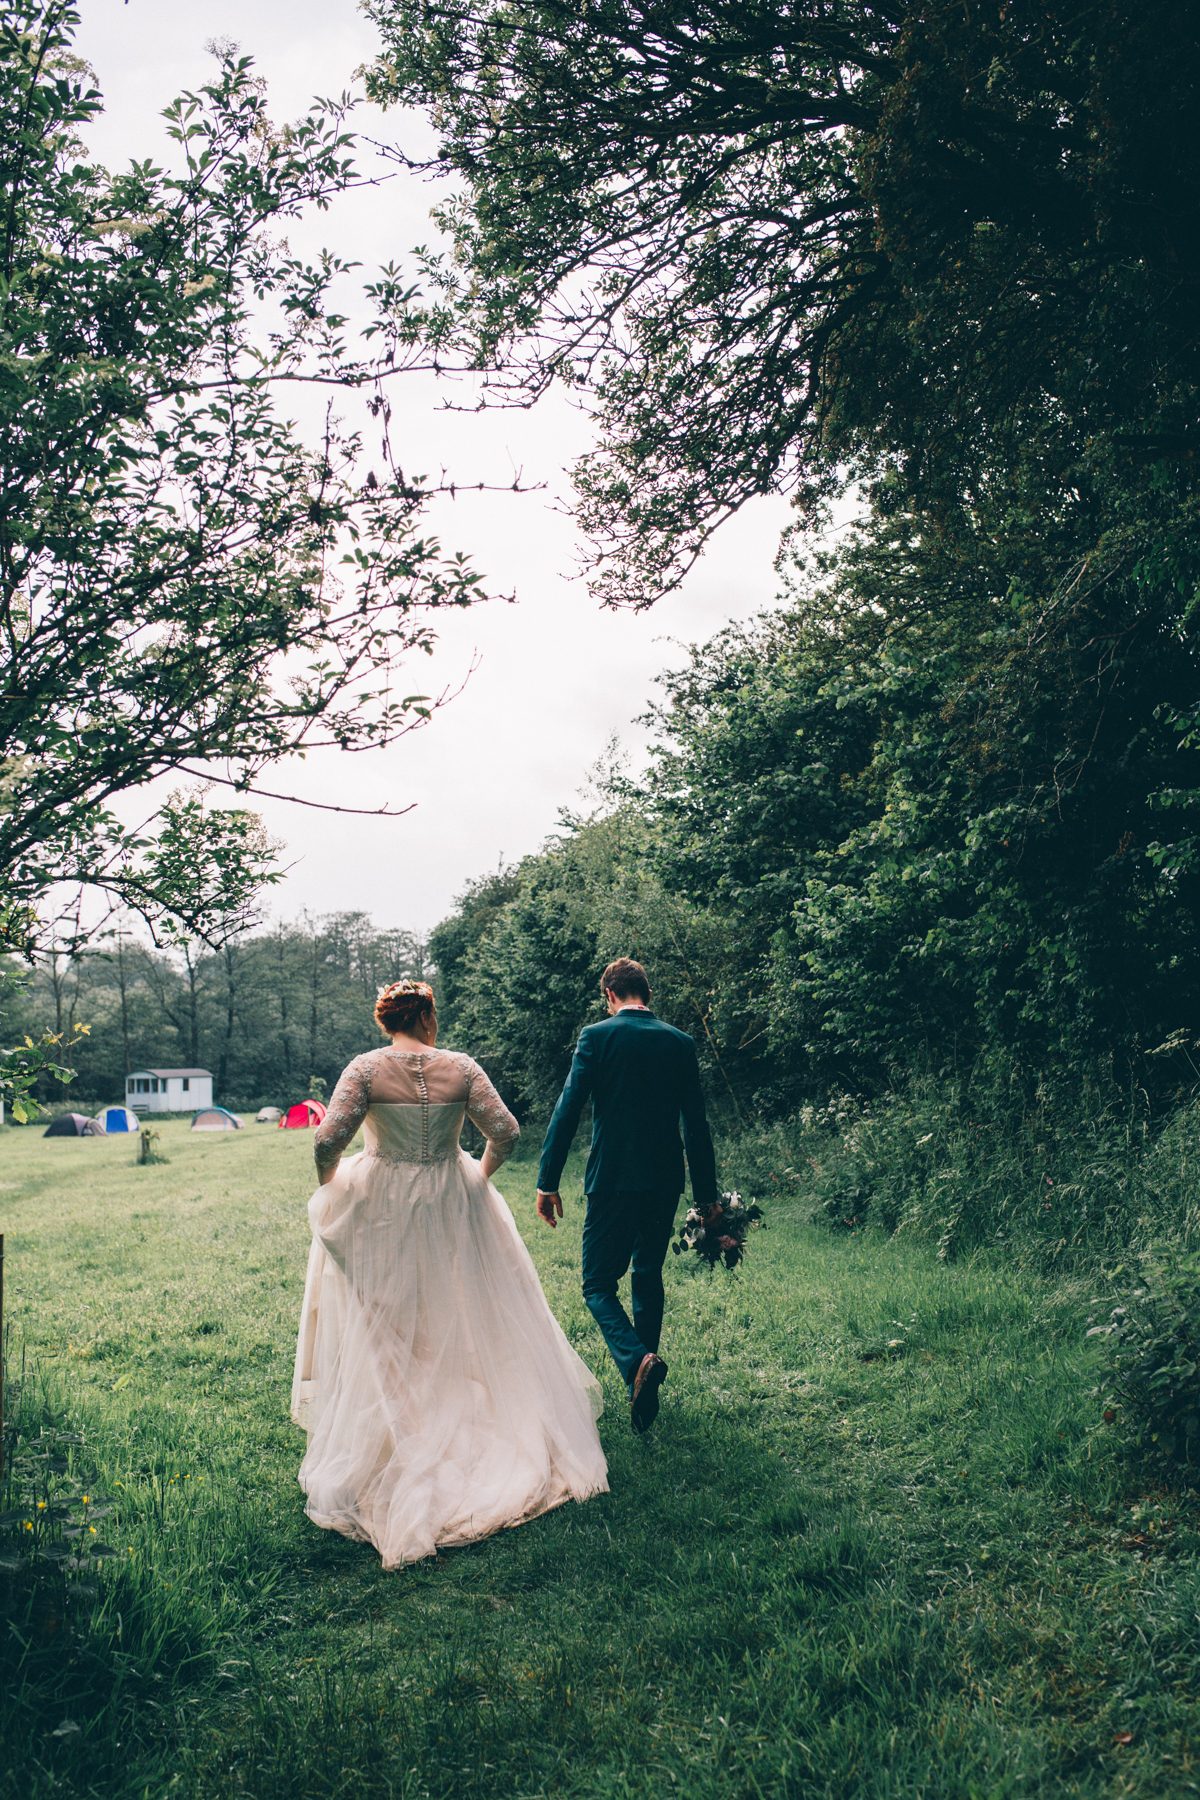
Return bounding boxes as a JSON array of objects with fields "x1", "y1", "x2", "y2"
[{"x1": 580, "y1": 1189, "x2": 679, "y2": 1392}]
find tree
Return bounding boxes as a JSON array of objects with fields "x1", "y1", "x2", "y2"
[
  {"x1": 139, "y1": 936, "x2": 206, "y2": 1069},
  {"x1": 126, "y1": 788, "x2": 282, "y2": 944},
  {"x1": 637, "y1": 539, "x2": 1200, "y2": 1091},
  {"x1": 318, "y1": 910, "x2": 428, "y2": 1001},
  {"x1": 0, "y1": 2, "x2": 487, "y2": 950},
  {"x1": 432, "y1": 810, "x2": 756, "y2": 1118},
  {"x1": 428, "y1": 861, "x2": 524, "y2": 1034},
  {"x1": 366, "y1": 0, "x2": 1199, "y2": 604},
  {"x1": 93, "y1": 919, "x2": 141, "y2": 1077}
]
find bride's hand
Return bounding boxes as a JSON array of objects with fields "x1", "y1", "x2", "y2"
[{"x1": 481, "y1": 1143, "x2": 503, "y2": 1181}]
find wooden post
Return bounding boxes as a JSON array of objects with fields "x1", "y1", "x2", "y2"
[{"x1": 0, "y1": 1231, "x2": 5, "y2": 1483}]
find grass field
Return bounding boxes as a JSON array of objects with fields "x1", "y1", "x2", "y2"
[{"x1": 2, "y1": 1114, "x2": 1199, "y2": 1799}]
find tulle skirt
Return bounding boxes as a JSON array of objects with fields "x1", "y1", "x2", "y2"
[{"x1": 291, "y1": 1148, "x2": 608, "y2": 1568}]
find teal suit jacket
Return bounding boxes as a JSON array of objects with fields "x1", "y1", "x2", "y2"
[{"x1": 537, "y1": 1009, "x2": 718, "y2": 1205}]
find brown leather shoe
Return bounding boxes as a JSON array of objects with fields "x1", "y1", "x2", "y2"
[{"x1": 630, "y1": 1353, "x2": 668, "y2": 1434}]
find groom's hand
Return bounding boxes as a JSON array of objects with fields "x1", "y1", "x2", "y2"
[{"x1": 536, "y1": 1190, "x2": 563, "y2": 1228}]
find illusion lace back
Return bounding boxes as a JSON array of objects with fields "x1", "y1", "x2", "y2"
[{"x1": 290, "y1": 1047, "x2": 608, "y2": 1568}]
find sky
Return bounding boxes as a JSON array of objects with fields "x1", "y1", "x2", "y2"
[{"x1": 73, "y1": 0, "x2": 799, "y2": 937}]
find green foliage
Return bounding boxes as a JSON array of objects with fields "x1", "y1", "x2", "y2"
[
  {"x1": 728, "y1": 1059, "x2": 1166, "y2": 1261},
  {"x1": 639, "y1": 512, "x2": 1200, "y2": 1088},
  {"x1": 431, "y1": 530, "x2": 1200, "y2": 1122},
  {"x1": 1095, "y1": 1260, "x2": 1200, "y2": 1475},
  {"x1": 125, "y1": 790, "x2": 283, "y2": 951},
  {"x1": 0, "y1": 1025, "x2": 81, "y2": 1121},
  {"x1": 374, "y1": 0, "x2": 1200, "y2": 1134},
  {"x1": 434, "y1": 806, "x2": 752, "y2": 1119},
  {"x1": 427, "y1": 860, "x2": 524, "y2": 1033},
  {"x1": 0, "y1": 963, "x2": 85, "y2": 1120},
  {"x1": 365, "y1": 0, "x2": 1200, "y2": 607},
  {"x1": 707, "y1": 1054, "x2": 1200, "y2": 1287},
  {"x1": 0, "y1": 1, "x2": 486, "y2": 946},
  {"x1": 372, "y1": 0, "x2": 1200, "y2": 1262}
]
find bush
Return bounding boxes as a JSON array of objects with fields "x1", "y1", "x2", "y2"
[
  {"x1": 718, "y1": 1056, "x2": 1200, "y2": 1262},
  {"x1": 1093, "y1": 1258, "x2": 1200, "y2": 1477}
]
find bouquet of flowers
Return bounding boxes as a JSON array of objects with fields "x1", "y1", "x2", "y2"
[{"x1": 672, "y1": 1191, "x2": 764, "y2": 1270}]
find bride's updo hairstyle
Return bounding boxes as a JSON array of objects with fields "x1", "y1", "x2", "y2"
[{"x1": 375, "y1": 978, "x2": 435, "y2": 1037}]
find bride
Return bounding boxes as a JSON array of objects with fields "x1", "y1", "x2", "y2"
[{"x1": 291, "y1": 978, "x2": 608, "y2": 1568}]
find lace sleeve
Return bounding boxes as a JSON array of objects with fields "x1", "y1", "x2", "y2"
[
  {"x1": 464, "y1": 1059, "x2": 520, "y2": 1167},
  {"x1": 314, "y1": 1056, "x2": 372, "y2": 1171}
]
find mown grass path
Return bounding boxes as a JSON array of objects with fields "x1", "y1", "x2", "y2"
[{"x1": 2, "y1": 1118, "x2": 1198, "y2": 1798}]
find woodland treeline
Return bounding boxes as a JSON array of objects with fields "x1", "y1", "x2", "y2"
[{"x1": 4, "y1": 917, "x2": 429, "y2": 1112}]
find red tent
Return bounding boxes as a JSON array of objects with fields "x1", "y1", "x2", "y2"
[{"x1": 280, "y1": 1099, "x2": 326, "y2": 1129}]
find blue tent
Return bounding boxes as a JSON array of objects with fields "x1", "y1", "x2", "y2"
[
  {"x1": 191, "y1": 1105, "x2": 244, "y2": 1131},
  {"x1": 96, "y1": 1106, "x2": 140, "y2": 1133}
]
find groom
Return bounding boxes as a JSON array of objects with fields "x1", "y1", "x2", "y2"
[{"x1": 536, "y1": 958, "x2": 718, "y2": 1433}]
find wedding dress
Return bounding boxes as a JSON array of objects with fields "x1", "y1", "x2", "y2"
[{"x1": 290, "y1": 1046, "x2": 608, "y2": 1568}]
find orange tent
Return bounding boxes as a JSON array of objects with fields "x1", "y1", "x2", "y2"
[{"x1": 280, "y1": 1099, "x2": 327, "y2": 1129}]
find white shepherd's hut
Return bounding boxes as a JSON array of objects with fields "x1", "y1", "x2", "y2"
[{"x1": 126, "y1": 1068, "x2": 213, "y2": 1113}]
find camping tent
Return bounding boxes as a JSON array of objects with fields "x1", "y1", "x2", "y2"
[
  {"x1": 95, "y1": 1106, "x2": 140, "y2": 1133},
  {"x1": 255, "y1": 1106, "x2": 283, "y2": 1123},
  {"x1": 190, "y1": 1106, "x2": 244, "y2": 1131},
  {"x1": 44, "y1": 1113, "x2": 103, "y2": 1137},
  {"x1": 280, "y1": 1100, "x2": 326, "y2": 1129}
]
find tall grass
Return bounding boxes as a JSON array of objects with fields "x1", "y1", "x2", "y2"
[
  {"x1": 724, "y1": 1057, "x2": 1200, "y2": 1262},
  {"x1": 0, "y1": 1346, "x2": 288, "y2": 1799}
]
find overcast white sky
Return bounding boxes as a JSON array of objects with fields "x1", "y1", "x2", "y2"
[{"x1": 75, "y1": 0, "x2": 798, "y2": 936}]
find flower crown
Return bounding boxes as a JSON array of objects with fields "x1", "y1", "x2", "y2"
[{"x1": 377, "y1": 978, "x2": 433, "y2": 1001}]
